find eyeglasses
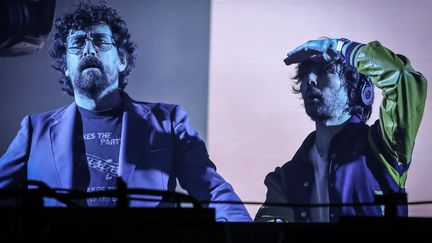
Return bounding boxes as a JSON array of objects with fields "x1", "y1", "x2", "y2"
[{"x1": 66, "y1": 33, "x2": 115, "y2": 54}]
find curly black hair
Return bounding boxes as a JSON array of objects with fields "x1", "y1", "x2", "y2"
[
  {"x1": 49, "y1": 1, "x2": 137, "y2": 96},
  {"x1": 292, "y1": 58, "x2": 373, "y2": 122}
]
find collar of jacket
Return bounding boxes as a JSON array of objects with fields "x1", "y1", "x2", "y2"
[{"x1": 290, "y1": 115, "x2": 365, "y2": 164}]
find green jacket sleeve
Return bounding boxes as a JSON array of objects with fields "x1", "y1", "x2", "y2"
[{"x1": 346, "y1": 41, "x2": 427, "y2": 165}]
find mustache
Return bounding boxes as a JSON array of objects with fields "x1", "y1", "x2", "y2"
[
  {"x1": 79, "y1": 56, "x2": 103, "y2": 72},
  {"x1": 305, "y1": 87, "x2": 322, "y2": 99}
]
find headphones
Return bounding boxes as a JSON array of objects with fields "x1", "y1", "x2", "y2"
[{"x1": 359, "y1": 79, "x2": 374, "y2": 106}]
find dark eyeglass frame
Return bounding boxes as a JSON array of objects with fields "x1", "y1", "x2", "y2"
[{"x1": 66, "y1": 33, "x2": 116, "y2": 54}]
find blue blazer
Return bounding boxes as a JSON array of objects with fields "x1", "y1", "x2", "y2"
[{"x1": 0, "y1": 93, "x2": 251, "y2": 222}]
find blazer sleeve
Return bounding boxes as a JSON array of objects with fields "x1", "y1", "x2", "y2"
[
  {"x1": 0, "y1": 116, "x2": 31, "y2": 190},
  {"x1": 171, "y1": 105, "x2": 252, "y2": 222}
]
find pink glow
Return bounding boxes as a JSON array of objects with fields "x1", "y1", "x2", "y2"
[{"x1": 208, "y1": 0, "x2": 432, "y2": 218}]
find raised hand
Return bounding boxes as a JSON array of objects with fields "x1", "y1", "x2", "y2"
[{"x1": 283, "y1": 38, "x2": 340, "y2": 65}]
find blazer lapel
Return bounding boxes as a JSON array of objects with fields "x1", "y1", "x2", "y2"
[
  {"x1": 48, "y1": 95, "x2": 152, "y2": 188},
  {"x1": 118, "y1": 95, "x2": 151, "y2": 184},
  {"x1": 49, "y1": 104, "x2": 78, "y2": 189}
]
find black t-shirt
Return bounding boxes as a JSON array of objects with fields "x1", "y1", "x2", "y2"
[{"x1": 74, "y1": 105, "x2": 123, "y2": 207}]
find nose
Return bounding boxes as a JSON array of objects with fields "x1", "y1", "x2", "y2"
[
  {"x1": 82, "y1": 38, "x2": 96, "y2": 57},
  {"x1": 307, "y1": 73, "x2": 318, "y2": 86}
]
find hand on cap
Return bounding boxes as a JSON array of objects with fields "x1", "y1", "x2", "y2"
[{"x1": 283, "y1": 38, "x2": 340, "y2": 66}]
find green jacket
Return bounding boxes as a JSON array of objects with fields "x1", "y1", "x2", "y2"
[{"x1": 348, "y1": 41, "x2": 427, "y2": 187}]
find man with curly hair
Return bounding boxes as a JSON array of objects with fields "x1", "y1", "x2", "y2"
[
  {"x1": 255, "y1": 38, "x2": 427, "y2": 222},
  {"x1": 0, "y1": 2, "x2": 251, "y2": 222}
]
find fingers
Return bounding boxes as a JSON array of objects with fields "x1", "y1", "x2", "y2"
[
  {"x1": 284, "y1": 42, "x2": 322, "y2": 65},
  {"x1": 284, "y1": 39, "x2": 339, "y2": 65},
  {"x1": 284, "y1": 51, "x2": 322, "y2": 65},
  {"x1": 287, "y1": 41, "x2": 312, "y2": 57}
]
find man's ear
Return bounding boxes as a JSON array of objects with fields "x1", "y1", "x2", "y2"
[
  {"x1": 63, "y1": 55, "x2": 70, "y2": 77},
  {"x1": 118, "y1": 50, "x2": 128, "y2": 72}
]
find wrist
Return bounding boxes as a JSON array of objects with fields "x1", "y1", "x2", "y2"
[
  {"x1": 341, "y1": 40, "x2": 350, "y2": 57},
  {"x1": 344, "y1": 41, "x2": 365, "y2": 67},
  {"x1": 336, "y1": 38, "x2": 351, "y2": 59}
]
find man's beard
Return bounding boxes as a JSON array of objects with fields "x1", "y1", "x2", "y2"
[
  {"x1": 72, "y1": 57, "x2": 115, "y2": 97},
  {"x1": 73, "y1": 69, "x2": 110, "y2": 97},
  {"x1": 305, "y1": 105, "x2": 331, "y2": 122},
  {"x1": 304, "y1": 88, "x2": 348, "y2": 123}
]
